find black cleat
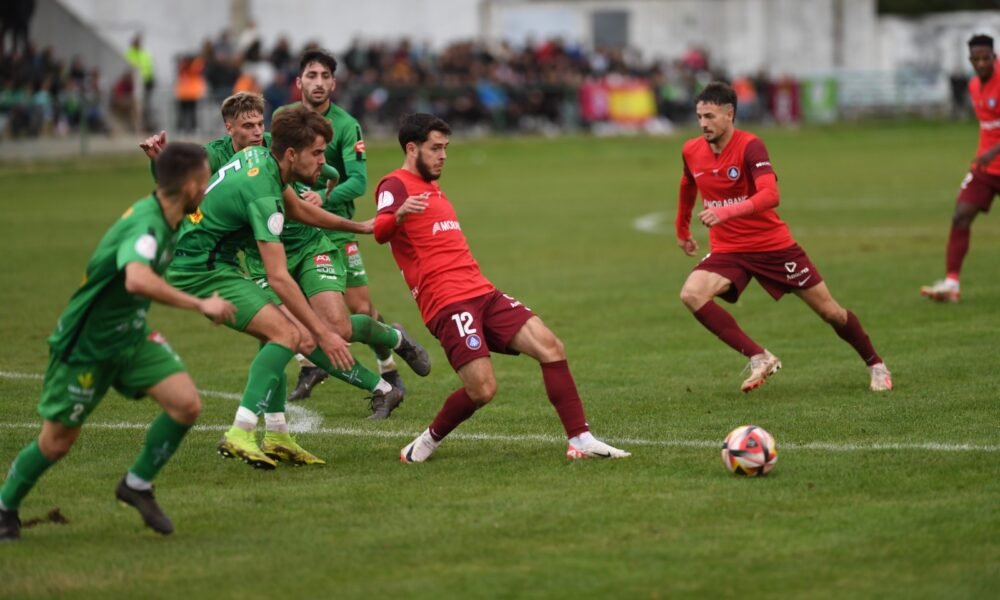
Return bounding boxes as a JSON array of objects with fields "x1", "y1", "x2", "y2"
[
  {"x1": 0, "y1": 507, "x2": 21, "y2": 542},
  {"x1": 380, "y1": 369, "x2": 405, "y2": 396},
  {"x1": 115, "y1": 475, "x2": 173, "y2": 535},
  {"x1": 392, "y1": 323, "x2": 431, "y2": 377},
  {"x1": 368, "y1": 386, "x2": 404, "y2": 420},
  {"x1": 288, "y1": 366, "x2": 329, "y2": 402}
]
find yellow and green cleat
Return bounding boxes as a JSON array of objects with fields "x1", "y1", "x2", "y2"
[
  {"x1": 217, "y1": 427, "x2": 277, "y2": 470},
  {"x1": 262, "y1": 432, "x2": 326, "y2": 466}
]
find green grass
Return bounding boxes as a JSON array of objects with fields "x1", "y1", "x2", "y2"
[{"x1": 1, "y1": 121, "x2": 998, "y2": 599}]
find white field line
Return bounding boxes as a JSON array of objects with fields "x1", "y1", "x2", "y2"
[
  {"x1": 633, "y1": 212, "x2": 666, "y2": 235},
  {"x1": 2, "y1": 371, "x2": 998, "y2": 453}
]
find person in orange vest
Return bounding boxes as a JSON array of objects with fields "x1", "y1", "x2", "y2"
[{"x1": 175, "y1": 55, "x2": 206, "y2": 132}]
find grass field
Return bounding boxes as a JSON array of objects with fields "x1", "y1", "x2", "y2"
[{"x1": 1, "y1": 121, "x2": 998, "y2": 599}]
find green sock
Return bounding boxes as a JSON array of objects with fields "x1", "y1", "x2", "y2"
[
  {"x1": 241, "y1": 342, "x2": 295, "y2": 415},
  {"x1": 129, "y1": 412, "x2": 192, "y2": 482},
  {"x1": 307, "y1": 347, "x2": 381, "y2": 392},
  {"x1": 0, "y1": 440, "x2": 55, "y2": 510},
  {"x1": 268, "y1": 370, "x2": 287, "y2": 414},
  {"x1": 350, "y1": 314, "x2": 397, "y2": 361}
]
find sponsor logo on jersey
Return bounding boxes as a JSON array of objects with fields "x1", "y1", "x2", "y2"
[
  {"x1": 704, "y1": 195, "x2": 748, "y2": 208},
  {"x1": 727, "y1": 166, "x2": 740, "y2": 180},
  {"x1": 377, "y1": 190, "x2": 395, "y2": 210},
  {"x1": 314, "y1": 254, "x2": 332, "y2": 266},
  {"x1": 980, "y1": 118, "x2": 1000, "y2": 130},
  {"x1": 431, "y1": 220, "x2": 461, "y2": 235},
  {"x1": 135, "y1": 234, "x2": 158, "y2": 260},
  {"x1": 267, "y1": 212, "x2": 285, "y2": 235},
  {"x1": 247, "y1": 167, "x2": 260, "y2": 177},
  {"x1": 188, "y1": 208, "x2": 204, "y2": 224},
  {"x1": 465, "y1": 334, "x2": 483, "y2": 350},
  {"x1": 692, "y1": 171, "x2": 705, "y2": 178},
  {"x1": 345, "y1": 242, "x2": 359, "y2": 255},
  {"x1": 355, "y1": 140, "x2": 366, "y2": 154},
  {"x1": 77, "y1": 372, "x2": 93, "y2": 389},
  {"x1": 754, "y1": 161, "x2": 771, "y2": 169}
]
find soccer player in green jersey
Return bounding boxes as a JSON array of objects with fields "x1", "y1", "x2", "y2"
[
  {"x1": 0, "y1": 143, "x2": 237, "y2": 541},
  {"x1": 280, "y1": 49, "x2": 419, "y2": 403}
]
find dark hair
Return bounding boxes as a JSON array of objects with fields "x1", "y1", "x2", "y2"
[
  {"x1": 221, "y1": 91, "x2": 264, "y2": 122},
  {"x1": 696, "y1": 82, "x2": 738, "y2": 113},
  {"x1": 398, "y1": 113, "x2": 452, "y2": 151},
  {"x1": 155, "y1": 142, "x2": 208, "y2": 194},
  {"x1": 969, "y1": 34, "x2": 994, "y2": 50},
  {"x1": 270, "y1": 104, "x2": 333, "y2": 156},
  {"x1": 298, "y1": 48, "x2": 337, "y2": 76}
]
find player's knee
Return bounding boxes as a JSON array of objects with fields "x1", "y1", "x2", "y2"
[
  {"x1": 332, "y1": 319, "x2": 352, "y2": 341},
  {"x1": 273, "y1": 325, "x2": 301, "y2": 351},
  {"x1": 173, "y1": 394, "x2": 202, "y2": 425},
  {"x1": 952, "y1": 213, "x2": 974, "y2": 229},
  {"x1": 466, "y1": 378, "x2": 497, "y2": 405},
  {"x1": 679, "y1": 286, "x2": 707, "y2": 311},
  {"x1": 350, "y1": 299, "x2": 374, "y2": 317},
  {"x1": 38, "y1": 433, "x2": 74, "y2": 461},
  {"x1": 821, "y1": 306, "x2": 848, "y2": 326},
  {"x1": 539, "y1": 333, "x2": 565, "y2": 362}
]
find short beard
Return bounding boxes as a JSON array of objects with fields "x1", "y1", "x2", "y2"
[{"x1": 415, "y1": 155, "x2": 439, "y2": 181}]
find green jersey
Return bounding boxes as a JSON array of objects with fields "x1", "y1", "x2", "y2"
[
  {"x1": 278, "y1": 101, "x2": 367, "y2": 245},
  {"x1": 170, "y1": 146, "x2": 285, "y2": 273},
  {"x1": 48, "y1": 195, "x2": 178, "y2": 363},
  {"x1": 204, "y1": 132, "x2": 273, "y2": 172}
]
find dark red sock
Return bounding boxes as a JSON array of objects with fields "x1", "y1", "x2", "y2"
[
  {"x1": 945, "y1": 226, "x2": 971, "y2": 278},
  {"x1": 834, "y1": 311, "x2": 882, "y2": 366},
  {"x1": 428, "y1": 388, "x2": 479, "y2": 442},
  {"x1": 693, "y1": 301, "x2": 765, "y2": 358},
  {"x1": 541, "y1": 360, "x2": 589, "y2": 438}
]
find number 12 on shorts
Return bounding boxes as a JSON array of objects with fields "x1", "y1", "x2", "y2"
[{"x1": 451, "y1": 311, "x2": 477, "y2": 337}]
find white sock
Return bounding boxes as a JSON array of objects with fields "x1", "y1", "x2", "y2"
[
  {"x1": 392, "y1": 328, "x2": 403, "y2": 350},
  {"x1": 264, "y1": 412, "x2": 288, "y2": 434},
  {"x1": 374, "y1": 379, "x2": 393, "y2": 394},
  {"x1": 296, "y1": 354, "x2": 316, "y2": 368},
  {"x1": 378, "y1": 356, "x2": 397, "y2": 373},
  {"x1": 569, "y1": 431, "x2": 595, "y2": 448},
  {"x1": 945, "y1": 276, "x2": 960, "y2": 287},
  {"x1": 125, "y1": 471, "x2": 153, "y2": 491},
  {"x1": 234, "y1": 406, "x2": 258, "y2": 431}
]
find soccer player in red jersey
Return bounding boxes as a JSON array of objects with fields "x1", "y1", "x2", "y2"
[
  {"x1": 675, "y1": 82, "x2": 892, "y2": 393},
  {"x1": 921, "y1": 34, "x2": 1000, "y2": 302},
  {"x1": 374, "y1": 113, "x2": 630, "y2": 462}
]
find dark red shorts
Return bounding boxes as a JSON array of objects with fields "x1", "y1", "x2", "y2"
[
  {"x1": 956, "y1": 169, "x2": 1000, "y2": 212},
  {"x1": 426, "y1": 289, "x2": 536, "y2": 371},
  {"x1": 694, "y1": 243, "x2": 824, "y2": 303}
]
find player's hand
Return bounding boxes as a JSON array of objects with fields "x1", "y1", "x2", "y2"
[
  {"x1": 973, "y1": 150, "x2": 1000, "y2": 171},
  {"x1": 300, "y1": 190, "x2": 323, "y2": 207},
  {"x1": 200, "y1": 292, "x2": 236, "y2": 325},
  {"x1": 677, "y1": 237, "x2": 698, "y2": 257},
  {"x1": 354, "y1": 218, "x2": 375, "y2": 234},
  {"x1": 317, "y1": 329, "x2": 354, "y2": 371},
  {"x1": 325, "y1": 178, "x2": 337, "y2": 200},
  {"x1": 698, "y1": 208, "x2": 723, "y2": 228},
  {"x1": 395, "y1": 192, "x2": 430, "y2": 223},
  {"x1": 139, "y1": 130, "x2": 167, "y2": 160}
]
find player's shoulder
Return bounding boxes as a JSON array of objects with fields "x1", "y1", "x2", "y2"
[
  {"x1": 681, "y1": 136, "x2": 709, "y2": 159},
  {"x1": 329, "y1": 102, "x2": 360, "y2": 126}
]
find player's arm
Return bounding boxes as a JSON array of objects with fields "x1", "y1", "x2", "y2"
[
  {"x1": 283, "y1": 186, "x2": 373, "y2": 233},
  {"x1": 974, "y1": 141, "x2": 1000, "y2": 170},
  {"x1": 676, "y1": 158, "x2": 699, "y2": 256},
  {"x1": 124, "y1": 262, "x2": 235, "y2": 324},
  {"x1": 257, "y1": 241, "x2": 354, "y2": 370},
  {"x1": 324, "y1": 124, "x2": 367, "y2": 209},
  {"x1": 372, "y1": 177, "x2": 428, "y2": 244}
]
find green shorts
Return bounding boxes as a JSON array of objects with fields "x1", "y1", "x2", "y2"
[
  {"x1": 167, "y1": 265, "x2": 270, "y2": 332},
  {"x1": 248, "y1": 238, "x2": 346, "y2": 305},
  {"x1": 38, "y1": 330, "x2": 186, "y2": 427},
  {"x1": 342, "y1": 241, "x2": 369, "y2": 288}
]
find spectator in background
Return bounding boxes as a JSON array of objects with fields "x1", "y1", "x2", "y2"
[
  {"x1": 0, "y1": 0, "x2": 34, "y2": 55},
  {"x1": 110, "y1": 68, "x2": 139, "y2": 132},
  {"x1": 174, "y1": 55, "x2": 205, "y2": 133},
  {"x1": 125, "y1": 34, "x2": 155, "y2": 131}
]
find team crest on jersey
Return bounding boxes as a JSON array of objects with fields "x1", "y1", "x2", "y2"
[
  {"x1": 727, "y1": 166, "x2": 740, "y2": 180},
  {"x1": 784, "y1": 262, "x2": 798, "y2": 273},
  {"x1": 465, "y1": 334, "x2": 483, "y2": 350},
  {"x1": 377, "y1": 190, "x2": 394, "y2": 210},
  {"x1": 135, "y1": 234, "x2": 158, "y2": 260},
  {"x1": 188, "y1": 208, "x2": 204, "y2": 224},
  {"x1": 77, "y1": 372, "x2": 93, "y2": 389},
  {"x1": 247, "y1": 167, "x2": 260, "y2": 177},
  {"x1": 354, "y1": 140, "x2": 366, "y2": 154},
  {"x1": 267, "y1": 212, "x2": 285, "y2": 235}
]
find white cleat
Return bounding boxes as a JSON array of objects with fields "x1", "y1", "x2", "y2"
[
  {"x1": 400, "y1": 428, "x2": 439, "y2": 464},
  {"x1": 566, "y1": 437, "x2": 631, "y2": 459},
  {"x1": 869, "y1": 362, "x2": 893, "y2": 392},
  {"x1": 920, "y1": 279, "x2": 960, "y2": 303},
  {"x1": 741, "y1": 350, "x2": 782, "y2": 393}
]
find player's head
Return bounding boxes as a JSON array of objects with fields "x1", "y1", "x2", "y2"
[
  {"x1": 221, "y1": 92, "x2": 265, "y2": 150},
  {"x1": 154, "y1": 142, "x2": 210, "y2": 213},
  {"x1": 695, "y1": 82, "x2": 738, "y2": 144},
  {"x1": 968, "y1": 34, "x2": 996, "y2": 81},
  {"x1": 297, "y1": 49, "x2": 337, "y2": 109},
  {"x1": 271, "y1": 104, "x2": 333, "y2": 185},
  {"x1": 398, "y1": 113, "x2": 451, "y2": 181}
]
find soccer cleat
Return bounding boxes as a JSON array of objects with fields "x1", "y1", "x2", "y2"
[
  {"x1": 217, "y1": 427, "x2": 277, "y2": 470},
  {"x1": 392, "y1": 323, "x2": 431, "y2": 377},
  {"x1": 0, "y1": 507, "x2": 21, "y2": 542},
  {"x1": 262, "y1": 431, "x2": 326, "y2": 465},
  {"x1": 741, "y1": 350, "x2": 782, "y2": 393},
  {"x1": 869, "y1": 362, "x2": 893, "y2": 392},
  {"x1": 368, "y1": 385, "x2": 404, "y2": 420},
  {"x1": 400, "y1": 429, "x2": 439, "y2": 463},
  {"x1": 115, "y1": 475, "x2": 173, "y2": 535},
  {"x1": 566, "y1": 438, "x2": 632, "y2": 459},
  {"x1": 380, "y1": 369, "x2": 405, "y2": 396},
  {"x1": 288, "y1": 366, "x2": 329, "y2": 402},
  {"x1": 920, "y1": 279, "x2": 960, "y2": 303}
]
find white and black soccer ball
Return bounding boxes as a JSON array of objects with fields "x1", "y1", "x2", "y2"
[{"x1": 721, "y1": 425, "x2": 778, "y2": 476}]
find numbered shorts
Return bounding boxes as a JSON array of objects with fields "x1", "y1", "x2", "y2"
[
  {"x1": 167, "y1": 266, "x2": 270, "y2": 332},
  {"x1": 694, "y1": 243, "x2": 824, "y2": 303},
  {"x1": 426, "y1": 289, "x2": 535, "y2": 371},
  {"x1": 342, "y1": 241, "x2": 369, "y2": 288},
  {"x1": 248, "y1": 240, "x2": 346, "y2": 304},
  {"x1": 38, "y1": 330, "x2": 186, "y2": 427},
  {"x1": 957, "y1": 170, "x2": 1000, "y2": 212}
]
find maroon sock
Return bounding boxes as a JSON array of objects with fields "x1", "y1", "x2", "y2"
[
  {"x1": 945, "y1": 226, "x2": 971, "y2": 278},
  {"x1": 834, "y1": 311, "x2": 882, "y2": 366},
  {"x1": 693, "y1": 301, "x2": 765, "y2": 358},
  {"x1": 541, "y1": 360, "x2": 590, "y2": 438},
  {"x1": 428, "y1": 388, "x2": 479, "y2": 442}
]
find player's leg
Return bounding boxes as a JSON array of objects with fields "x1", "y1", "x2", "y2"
[
  {"x1": 506, "y1": 316, "x2": 630, "y2": 459},
  {"x1": 794, "y1": 282, "x2": 891, "y2": 391},
  {"x1": 345, "y1": 283, "x2": 404, "y2": 389}
]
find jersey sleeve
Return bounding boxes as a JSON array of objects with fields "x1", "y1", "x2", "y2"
[
  {"x1": 744, "y1": 138, "x2": 776, "y2": 180},
  {"x1": 246, "y1": 190, "x2": 285, "y2": 243},
  {"x1": 115, "y1": 218, "x2": 160, "y2": 270},
  {"x1": 326, "y1": 119, "x2": 368, "y2": 207},
  {"x1": 375, "y1": 177, "x2": 407, "y2": 216}
]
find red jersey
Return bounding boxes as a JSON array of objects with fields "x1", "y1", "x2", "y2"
[
  {"x1": 374, "y1": 168, "x2": 495, "y2": 324},
  {"x1": 970, "y1": 62, "x2": 1000, "y2": 176},
  {"x1": 681, "y1": 129, "x2": 795, "y2": 253}
]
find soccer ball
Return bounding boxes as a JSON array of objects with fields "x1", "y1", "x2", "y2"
[{"x1": 721, "y1": 425, "x2": 778, "y2": 476}]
